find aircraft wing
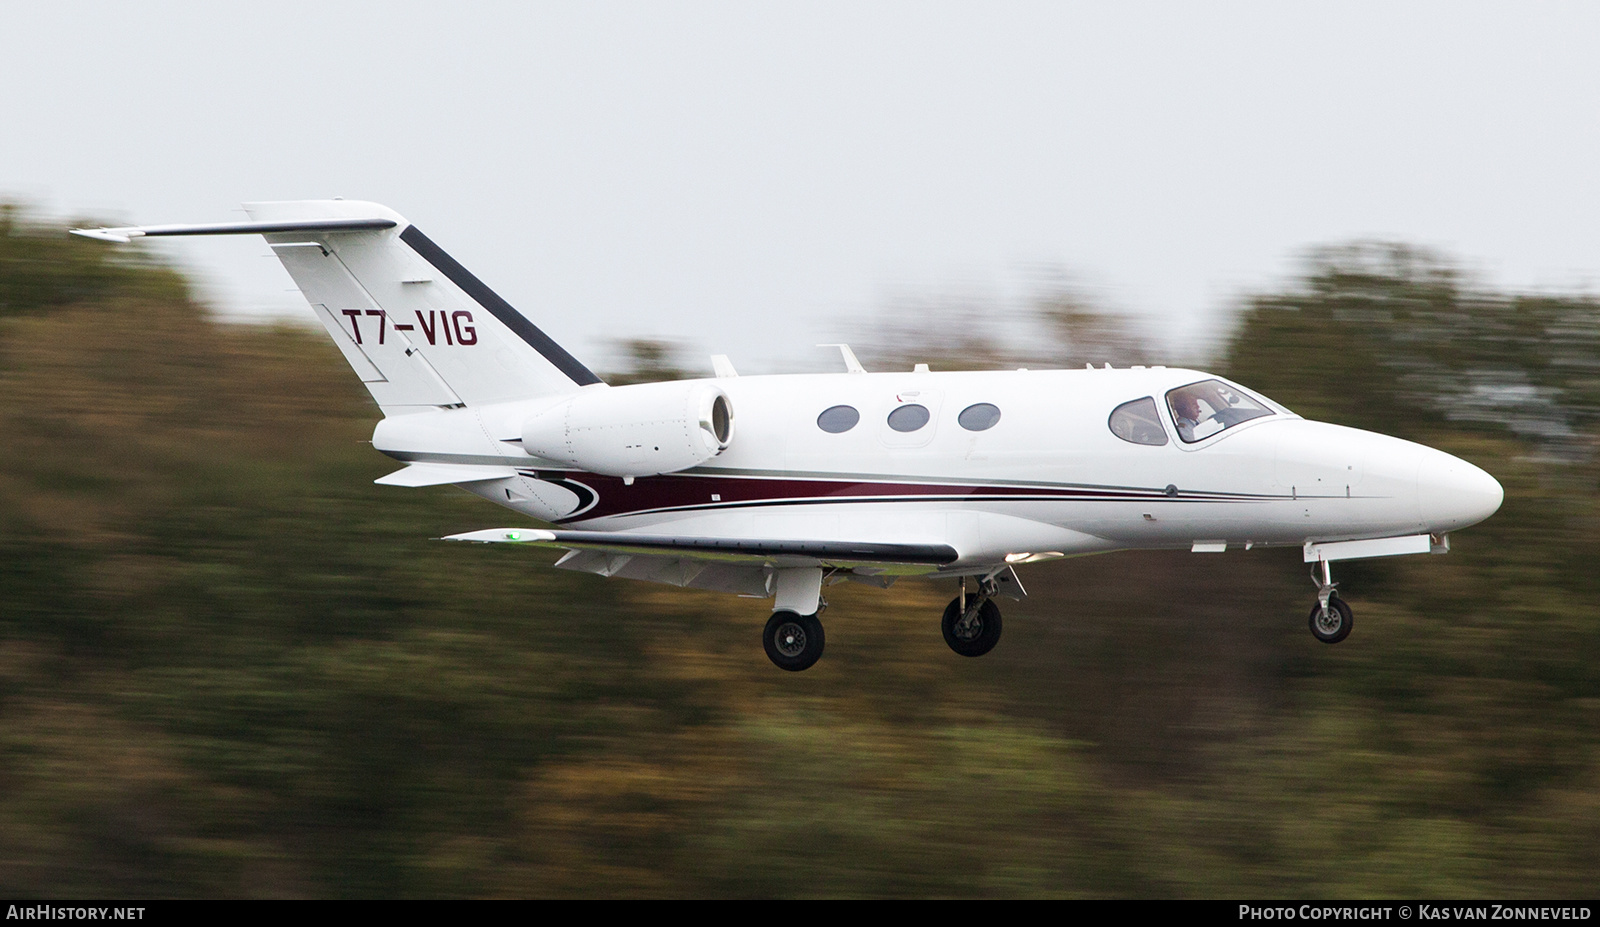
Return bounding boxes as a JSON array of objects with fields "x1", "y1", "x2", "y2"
[
  {"x1": 443, "y1": 527, "x2": 958, "y2": 596},
  {"x1": 444, "y1": 527, "x2": 956, "y2": 565}
]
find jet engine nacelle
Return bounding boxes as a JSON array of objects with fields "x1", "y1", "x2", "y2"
[{"x1": 521, "y1": 381, "x2": 734, "y2": 478}]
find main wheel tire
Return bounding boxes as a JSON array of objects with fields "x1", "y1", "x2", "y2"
[
  {"x1": 1308, "y1": 594, "x2": 1353, "y2": 644},
  {"x1": 942, "y1": 594, "x2": 1003, "y2": 657},
  {"x1": 764, "y1": 610, "x2": 825, "y2": 671}
]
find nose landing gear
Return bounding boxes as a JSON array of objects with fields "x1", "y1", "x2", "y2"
[{"x1": 1308, "y1": 558, "x2": 1353, "y2": 644}]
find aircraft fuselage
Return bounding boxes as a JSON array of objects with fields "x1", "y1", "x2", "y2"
[{"x1": 375, "y1": 365, "x2": 1503, "y2": 571}]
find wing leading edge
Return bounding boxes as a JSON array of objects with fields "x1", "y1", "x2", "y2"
[
  {"x1": 444, "y1": 527, "x2": 957, "y2": 565},
  {"x1": 444, "y1": 528, "x2": 958, "y2": 596}
]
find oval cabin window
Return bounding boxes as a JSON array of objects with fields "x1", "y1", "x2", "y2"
[
  {"x1": 817, "y1": 405, "x2": 861, "y2": 434},
  {"x1": 957, "y1": 403, "x2": 1001, "y2": 431},
  {"x1": 886, "y1": 404, "x2": 931, "y2": 432},
  {"x1": 1108, "y1": 397, "x2": 1169, "y2": 446}
]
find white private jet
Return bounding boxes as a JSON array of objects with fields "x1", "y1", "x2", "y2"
[{"x1": 75, "y1": 201, "x2": 1504, "y2": 671}]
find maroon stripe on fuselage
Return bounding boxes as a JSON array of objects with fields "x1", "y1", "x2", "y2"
[{"x1": 523, "y1": 470, "x2": 1271, "y2": 523}]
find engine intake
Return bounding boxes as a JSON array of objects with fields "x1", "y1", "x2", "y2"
[{"x1": 521, "y1": 380, "x2": 733, "y2": 478}]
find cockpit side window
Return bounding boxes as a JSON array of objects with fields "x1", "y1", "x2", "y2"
[
  {"x1": 1165, "y1": 379, "x2": 1273, "y2": 443},
  {"x1": 1108, "y1": 397, "x2": 1169, "y2": 446}
]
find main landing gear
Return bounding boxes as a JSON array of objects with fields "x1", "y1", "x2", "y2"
[
  {"x1": 1308, "y1": 558, "x2": 1353, "y2": 644},
  {"x1": 942, "y1": 575, "x2": 1003, "y2": 657},
  {"x1": 759, "y1": 567, "x2": 1013, "y2": 671},
  {"x1": 764, "y1": 610, "x2": 825, "y2": 672}
]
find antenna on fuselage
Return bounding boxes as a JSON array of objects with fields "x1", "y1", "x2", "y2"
[{"x1": 818, "y1": 344, "x2": 867, "y2": 374}]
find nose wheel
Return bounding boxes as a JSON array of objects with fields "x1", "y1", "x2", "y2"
[
  {"x1": 764, "y1": 610, "x2": 825, "y2": 671},
  {"x1": 1309, "y1": 594, "x2": 1353, "y2": 643},
  {"x1": 1308, "y1": 558, "x2": 1353, "y2": 644}
]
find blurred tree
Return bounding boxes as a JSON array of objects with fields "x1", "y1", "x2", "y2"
[
  {"x1": 605, "y1": 338, "x2": 695, "y2": 385},
  {"x1": 0, "y1": 204, "x2": 188, "y2": 317},
  {"x1": 1036, "y1": 288, "x2": 1160, "y2": 368},
  {"x1": 1224, "y1": 242, "x2": 1600, "y2": 456},
  {"x1": 849, "y1": 281, "x2": 1155, "y2": 374}
]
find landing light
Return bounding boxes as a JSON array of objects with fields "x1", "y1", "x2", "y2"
[{"x1": 1005, "y1": 552, "x2": 1065, "y2": 564}]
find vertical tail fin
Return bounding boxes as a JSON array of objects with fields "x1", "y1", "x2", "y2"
[{"x1": 74, "y1": 200, "x2": 603, "y2": 414}]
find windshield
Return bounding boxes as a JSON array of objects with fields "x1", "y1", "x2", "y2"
[{"x1": 1165, "y1": 379, "x2": 1273, "y2": 443}]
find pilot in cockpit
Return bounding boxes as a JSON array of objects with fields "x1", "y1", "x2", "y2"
[
  {"x1": 1171, "y1": 391, "x2": 1206, "y2": 442},
  {"x1": 1167, "y1": 379, "x2": 1274, "y2": 443}
]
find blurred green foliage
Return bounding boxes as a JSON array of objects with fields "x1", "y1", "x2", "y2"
[
  {"x1": 1227, "y1": 243, "x2": 1600, "y2": 454},
  {"x1": 0, "y1": 212, "x2": 1596, "y2": 897},
  {"x1": 604, "y1": 338, "x2": 696, "y2": 385},
  {"x1": 0, "y1": 207, "x2": 188, "y2": 316}
]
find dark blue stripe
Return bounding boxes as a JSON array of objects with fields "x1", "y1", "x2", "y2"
[{"x1": 400, "y1": 225, "x2": 603, "y2": 386}]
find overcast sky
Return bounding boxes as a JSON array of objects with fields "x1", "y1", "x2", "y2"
[{"x1": 5, "y1": 2, "x2": 1599, "y2": 373}]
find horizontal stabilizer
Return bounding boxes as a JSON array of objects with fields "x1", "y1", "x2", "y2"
[
  {"x1": 71, "y1": 218, "x2": 397, "y2": 243},
  {"x1": 375, "y1": 464, "x2": 517, "y2": 487},
  {"x1": 443, "y1": 528, "x2": 959, "y2": 566}
]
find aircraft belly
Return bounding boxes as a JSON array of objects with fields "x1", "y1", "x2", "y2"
[
  {"x1": 1077, "y1": 494, "x2": 1432, "y2": 548},
  {"x1": 754, "y1": 512, "x2": 840, "y2": 541},
  {"x1": 562, "y1": 499, "x2": 1115, "y2": 565},
  {"x1": 1300, "y1": 494, "x2": 1428, "y2": 543},
  {"x1": 504, "y1": 457, "x2": 1434, "y2": 556}
]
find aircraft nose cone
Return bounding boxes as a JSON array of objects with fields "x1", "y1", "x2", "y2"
[{"x1": 1416, "y1": 449, "x2": 1503, "y2": 532}]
